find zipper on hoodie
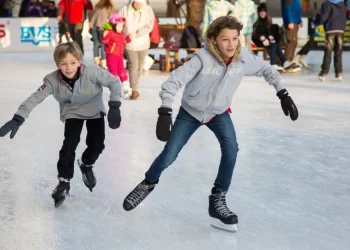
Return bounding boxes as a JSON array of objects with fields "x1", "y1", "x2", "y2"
[{"x1": 201, "y1": 63, "x2": 228, "y2": 123}]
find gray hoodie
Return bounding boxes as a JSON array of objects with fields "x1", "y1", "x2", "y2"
[
  {"x1": 160, "y1": 45, "x2": 285, "y2": 123},
  {"x1": 15, "y1": 64, "x2": 123, "y2": 122}
]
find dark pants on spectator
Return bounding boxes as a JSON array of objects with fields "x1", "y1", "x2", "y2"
[
  {"x1": 57, "y1": 118, "x2": 105, "y2": 180},
  {"x1": 297, "y1": 33, "x2": 314, "y2": 56},
  {"x1": 285, "y1": 25, "x2": 299, "y2": 61},
  {"x1": 268, "y1": 43, "x2": 286, "y2": 65},
  {"x1": 320, "y1": 32, "x2": 344, "y2": 76},
  {"x1": 69, "y1": 22, "x2": 84, "y2": 54}
]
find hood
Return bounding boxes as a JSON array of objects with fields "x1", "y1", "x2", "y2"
[
  {"x1": 236, "y1": 0, "x2": 254, "y2": 7},
  {"x1": 329, "y1": 0, "x2": 343, "y2": 4},
  {"x1": 204, "y1": 38, "x2": 241, "y2": 64}
]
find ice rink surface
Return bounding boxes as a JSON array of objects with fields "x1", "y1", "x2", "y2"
[{"x1": 0, "y1": 50, "x2": 350, "y2": 250}]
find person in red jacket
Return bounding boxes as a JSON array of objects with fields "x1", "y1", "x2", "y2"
[
  {"x1": 102, "y1": 14, "x2": 132, "y2": 99},
  {"x1": 58, "y1": 0, "x2": 93, "y2": 54}
]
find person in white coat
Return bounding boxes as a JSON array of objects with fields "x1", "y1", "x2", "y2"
[{"x1": 119, "y1": 0, "x2": 155, "y2": 100}]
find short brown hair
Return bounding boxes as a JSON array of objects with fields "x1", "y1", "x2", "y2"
[
  {"x1": 53, "y1": 41, "x2": 83, "y2": 64},
  {"x1": 206, "y1": 16, "x2": 243, "y2": 40}
]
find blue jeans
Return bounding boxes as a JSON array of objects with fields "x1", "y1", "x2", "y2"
[
  {"x1": 90, "y1": 27, "x2": 105, "y2": 59},
  {"x1": 268, "y1": 43, "x2": 286, "y2": 65},
  {"x1": 145, "y1": 107, "x2": 239, "y2": 191}
]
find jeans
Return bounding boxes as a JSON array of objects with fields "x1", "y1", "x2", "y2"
[
  {"x1": 57, "y1": 117, "x2": 105, "y2": 179},
  {"x1": 320, "y1": 33, "x2": 344, "y2": 76},
  {"x1": 90, "y1": 27, "x2": 105, "y2": 59},
  {"x1": 268, "y1": 43, "x2": 286, "y2": 65},
  {"x1": 145, "y1": 107, "x2": 239, "y2": 192}
]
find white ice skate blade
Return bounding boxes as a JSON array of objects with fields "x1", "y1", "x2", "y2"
[{"x1": 210, "y1": 218, "x2": 237, "y2": 233}]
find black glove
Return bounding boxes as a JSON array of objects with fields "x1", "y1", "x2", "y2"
[
  {"x1": 277, "y1": 89, "x2": 298, "y2": 121},
  {"x1": 0, "y1": 115, "x2": 25, "y2": 139},
  {"x1": 156, "y1": 107, "x2": 173, "y2": 142},
  {"x1": 108, "y1": 101, "x2": 121, "y2": 129}
]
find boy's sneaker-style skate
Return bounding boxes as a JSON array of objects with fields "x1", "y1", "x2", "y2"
[
  {"x1": 209, "y1": 187, "x2": 238, "y2": 233},
  {"x1": 52, "y1": 178, "x2": 70, "y2": 208},
  {"x1": 78, "y1": 159, "x2": 96, "y2": 192},
  {"x1": 123, "y1": 179, "x2": 158, "y2": 211},
  {"x1": 123, "y1": 81, "x2": 132, "y2": 99}
]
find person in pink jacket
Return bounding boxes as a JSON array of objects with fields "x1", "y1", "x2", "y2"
[{"x1": 101, "y1": 14, "x2": 132, "y2": 99}]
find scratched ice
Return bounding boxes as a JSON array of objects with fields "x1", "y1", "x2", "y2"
[{"x1": 0, "y1": 50, "x2": 349, "y2": 250}]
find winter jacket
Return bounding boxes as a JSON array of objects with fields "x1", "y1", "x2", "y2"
[
  {"x1": 234, "y1": 0, "x2": 258, "y2": 35},
  {"x1": 252, "y1": 17, "x2": 273, "y2": 47},
  {"x1": 119, "y1": 2, "x2": 155, "y2": 51},
  {"x1": 202, "y1": 0, "x2": 236, "y2": 36},
  {"x1": 58, "y1": 0, "x2": 93, "y2": 24},
  {"x1": 101, "y1": 23, "x2": 131, "y2": 56},
  {"x1": 25, "y1": 3, "x2": 44, "y2": 17},
  {"x1": 281, "y1": 0, "x2": 302, "y2": 26},
  {"x1": 150, "y1": 17, "x2": 160, "y2": 44},
  {"x1": 159, "y1": 42, "x2": 284, "y2": 123},
  {"x1": 90, "y1": 7, "x2": 114, "y2": 29},
  {"x1": 314, "y1": 0, "x2": 347, "y2": 33},
  {"x1": 15, "y1": 64, "x2": 122, "y2": 122}
]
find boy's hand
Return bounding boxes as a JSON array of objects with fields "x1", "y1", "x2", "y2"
[
  {"x1": 288, "y1": 23, "x2": 294, "y2": 30},
  {"x1": 0, "y1": 115, "x2": 25, "y2": 139},
  {"x1": 156, "y1": 107, "x2": 172, "y2": 142},
  {"x1": 108, "y1": 101, "x2": 121, "y2": 129},
  {"x1": 277, "y1": 89, "x2": 298, "y2": 121}
]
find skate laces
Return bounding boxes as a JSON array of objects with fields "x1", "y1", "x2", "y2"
[
  {"x1": 127, "y1": 183, "x2": 154, "y2": 207},
  {"x1": 55, "y1": 181, "x2": 70, "y2": 195},
  {"x1": 213, "y1": 192, "x2": 234, "y2": 218}
]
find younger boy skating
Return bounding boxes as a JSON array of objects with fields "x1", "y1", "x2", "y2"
[
  {"x1": 0, "y1": 42, "x2": 123, "y2": 208},
  {"x1": 122, "y1": 16, "x2": 298, "y2": 233}
]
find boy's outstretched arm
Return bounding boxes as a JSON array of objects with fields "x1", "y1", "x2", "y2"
[
  {"x1": 156, "y1": 55, "x2": 202, "y2": 142},
  {"x1": 95, "y1": 66, "x2": 123, "y2": 129},
  {"x1": 0, "y1": 79, "x2": 54, "y2": 139},
  {"x1": 244, "y1": 52, "x2": 298, "y2": 121}
]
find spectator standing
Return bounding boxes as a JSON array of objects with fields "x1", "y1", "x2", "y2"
[
  {"x1": 58, "y1": 0, "x2": 93, "y2": 54},
  {"x1": 90, "y1": 0, "x2": 114, "y2": 69},
  {"x1": 314, "y1": 0, "x2": 347, "y2": 81},
  {"x1": 119, "y1": 0, "x2": 155, "y2": 100},
  {"x1": 281, "y1": 0, "x2": 302, "y2": 72}
]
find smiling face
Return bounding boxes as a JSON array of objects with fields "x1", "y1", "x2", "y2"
[
  {"x1": 57, "y1": 53, "x2": 81, "y2": 79},
  {"x1": 212, "y1": 28, "x2": 240, "y2": 61},
  {"x1": 116, "y1": 23, "x2": 124, "y2": 33}
]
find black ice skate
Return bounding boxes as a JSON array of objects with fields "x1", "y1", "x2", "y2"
[
  {"x1": 52, "y1": 179, "x2": 70, "y2": 208},
  {"x1": 209, "y1": 187, "x2": 238, "y2": 233},
  {"x1": 123, "y1": 179, "x2": 158, "y2": 211},
  {"x1": 78, "y1": 159, "x2": 96, "y2": 192}
]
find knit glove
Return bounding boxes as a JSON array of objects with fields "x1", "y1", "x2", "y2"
[
  {"x1": 156, "y1": 107, "x2": 173, "y2": 142},
  {"x1": 268, "y1": 35, "x2": 276, "y2": 43},
  {"x1": 260, "y1": 36, "x2": 269, "y2": 46},
  {"x1": 108, "y1": 101, "x2": 121, "y2": 129},
  {"x1": 0, "y1": 115, "x2": 25, "y2": 139},
  {"x1": 277, "y1": 89, "x2": 298, "y2": 121}
]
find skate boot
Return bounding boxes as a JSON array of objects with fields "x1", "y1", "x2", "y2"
[
  {"x1": 52, "y1": 178, "x2": 70, "y2": 208},
  {"x1": 122, "y1": 81, "x2": 132, "y2": 99},
  {"x1": 209, "y1": 187, "x2": 238, "y2": 233},
  {"x1": 78, "y1": 158, "x2": 96, "y2": 192},
  {"x1": 123, "y1": 179, "x2": 158, "y2": 211}
]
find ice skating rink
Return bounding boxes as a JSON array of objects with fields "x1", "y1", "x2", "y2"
[{"x1": 0, "y1": 51, "x2": 349, "y2": 250}]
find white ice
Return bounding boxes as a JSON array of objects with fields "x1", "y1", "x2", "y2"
[{"x1": 0, "y1": 50, "x2": 350, "y2": 250}]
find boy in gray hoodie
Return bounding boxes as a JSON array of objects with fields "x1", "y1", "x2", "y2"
[
  {"x1": 0, "y1": 42, "x2": 123, "y2": 208},
  {"x1": 122, "y1": 16, "x2": 298, "y2": 232}
]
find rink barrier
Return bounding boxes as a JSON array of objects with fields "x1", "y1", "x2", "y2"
[{"x1": 0, "y1": 17, "x2": 312, "y2": 53}]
